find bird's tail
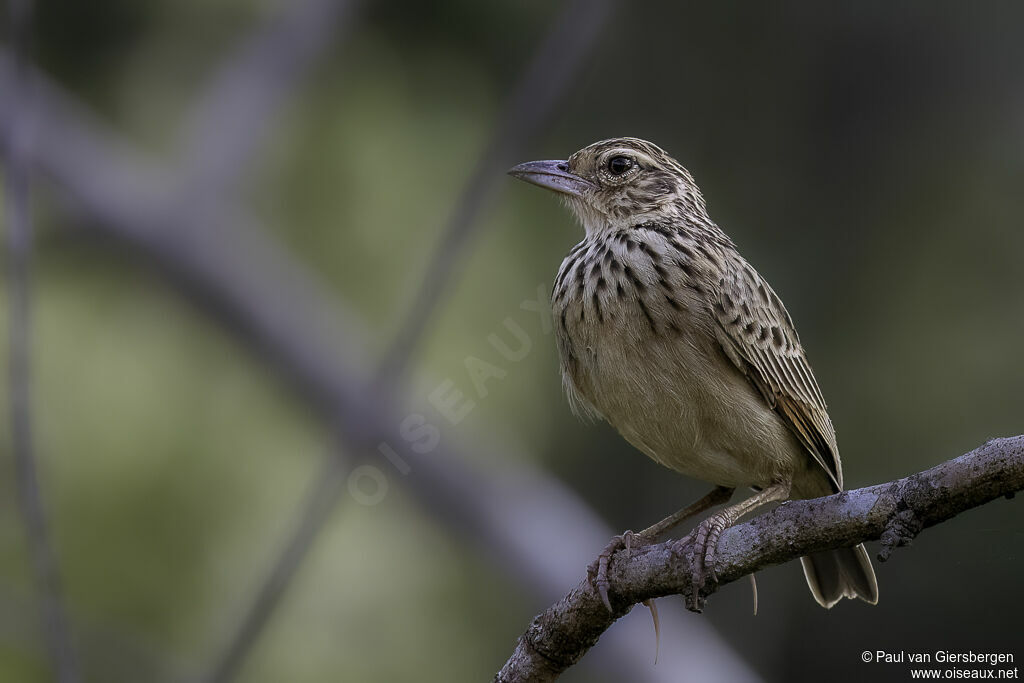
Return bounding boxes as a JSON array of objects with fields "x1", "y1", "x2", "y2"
[{"x1": 800, "y1": 543, "x2": 878, "y2": 608}]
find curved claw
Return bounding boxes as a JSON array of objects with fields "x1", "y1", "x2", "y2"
[
  {"x1": 588, "y1": 531, "x2": 640, "y2": 613},
  {"x1": 749, "y1": 573, "x2": 758, "y2": 616},
  {"x1": 643, "y1": 598, "x2": 660, "y2": 664}
]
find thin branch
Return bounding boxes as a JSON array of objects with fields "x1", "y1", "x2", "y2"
[
  {"x1": 198, "y1": 452, "x2": 348, "y2": 683},
  {"x1": 179, "y1": 0, "x2": 362, "y2": 202},
  {"x1": 496, "y1": 435, "x2": 1024, "y2": 682},
  {"x1": 0, "y1": 49, "x2": 759, "y2": 683},
  {"x1": 173, "y1": 4, "x2": 368, "y2": 671},
  {"x1": 378, "y1": 0, "x2": 617, "y2": 383},
  {"x1": 2, "y1": 1, "x2": 79, "y2": 680},
  {"x1": 0, "y1": 587, "x2": 191, "y2": 683},
  {"x1": 205, "y1": 2, "x2": 619, "y2": 680}
]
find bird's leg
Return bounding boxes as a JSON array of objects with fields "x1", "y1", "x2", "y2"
[
  {"x1": 684, "y1": 480, "x2": 791, "y2": 611},
  {"x1": 589, "y1": 485, "x2": 733, "y2": 612}
]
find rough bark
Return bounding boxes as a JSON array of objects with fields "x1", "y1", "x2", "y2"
[{"x1": 496, "y1": 435, "x2": 1024, "y2": 682}]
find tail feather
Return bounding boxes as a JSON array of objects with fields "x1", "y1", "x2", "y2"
[{"x1": 800, "y1": 543, "x2": 878, "y2": 608}]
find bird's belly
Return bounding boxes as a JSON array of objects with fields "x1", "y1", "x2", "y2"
[{"x1": 567, "y1": 324, "x2": 802, "y2": 489}]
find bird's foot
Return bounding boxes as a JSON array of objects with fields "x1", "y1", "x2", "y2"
[
  {"x1": 678, "y1": 512, "x2": 730, "y2": 612},
  {"x1": 587, "y1": 530, "x2": 643, "y2": 612},
  {"x1": 588, "y1": 532, "x2": 661, "y2": 651}
]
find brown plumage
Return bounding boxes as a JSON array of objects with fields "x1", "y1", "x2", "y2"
[{"x1": 510, "y1": 137, "x2": 878, "y2": 610}]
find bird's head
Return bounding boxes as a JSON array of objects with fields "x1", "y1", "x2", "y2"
[{"x1": 508, "y1": 137, "x2": 707, "y2": 236}]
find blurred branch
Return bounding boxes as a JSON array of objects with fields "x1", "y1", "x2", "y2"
[
  {"x1": 378, "y1": 0, "x2": 616, "y2": 383},
  {"x1": 496, "y1": 436, "x2": 1024, "y2": 682},
  {"x1": 207, "y1": 2, "x2": 618, "y2": 681},
  {"x1": 0, "y1": 46, "x2": 760, "y2": 683},
  {"x1": 174, "y1": 4, "x2": 368, "y2": 670},
  {"x1": 199, "y1": 449, "x2": 348, "y2": 683},
  {"x1": 0, "y1": 587, "x2": 191, "y2": 683},
  {"x1": 2, "y1": 1, "x2": 80, "y2": 681},
  {"x1": 179, "y1": 0, "x2": 362, "y2": 202}
]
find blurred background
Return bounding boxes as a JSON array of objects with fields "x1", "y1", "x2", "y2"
[{"x1": 1, "y1": 1, "x2": 1023, "y2": 682}]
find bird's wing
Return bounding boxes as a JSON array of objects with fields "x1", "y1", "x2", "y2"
[{"x1": 712, "y1": 261, "x2": 843, "y2": 490}]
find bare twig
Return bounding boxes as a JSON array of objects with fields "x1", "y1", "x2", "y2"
[
  {"x1": 0, "y1": 48, "x2": 760, "y2": 683},
  {"x1": 496, "y1": 436, "x2": 1024, "y2": 682},
  {"x1": 199, "y1": 452, "x2": 349, "y2": 683},
  {"x1": 203, "y1": 2, "x2": 620, "y2": 680},
  {"x1": 0, "y1": 587, "x2": 191, "y2": 683},
  {"x1": 175, "y1": 6, "x2": 368, "y2": 671},
  {"x1": 179, "y1": 0, "x2": 362, "y2": 202},
  {"x1": 378, "y1": 0, "x2": 617, "y2": 382},
  {"x1": 2, "y1": 1, "x2": 79, "y2": 681}
]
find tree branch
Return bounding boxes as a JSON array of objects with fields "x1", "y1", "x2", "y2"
[
  {"x1": 207, "y1": 3, "x2": 619, "y2": 679},
  {"x1": 378, "y1": 0, "x2": 616, "y2": 383},
  {"x1": 178, "y1": 0, "x2": 362, "y2": 203},
  {"x1": 3, "y1": 1, "x2": 80, "y2": 680},
  {"x1": 496, "y1": 435, "x2": 1024, "y2": 682}
]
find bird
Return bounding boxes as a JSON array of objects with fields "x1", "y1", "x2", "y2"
[{"x1": 508, "y1": 137, "x2": 878, "y2": 612}]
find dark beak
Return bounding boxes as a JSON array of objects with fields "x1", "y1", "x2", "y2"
[{"x1": 507, "y1": 160, "x2": 594, "y2": 197}]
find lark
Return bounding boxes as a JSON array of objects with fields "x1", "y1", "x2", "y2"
[{"x1": 509, "y1": 137, "x2": 878, "y2": 611}]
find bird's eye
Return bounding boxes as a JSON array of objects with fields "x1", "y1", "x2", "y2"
[{"x1": 607, "y1": 155, "x2": 634, "y2": 176}]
